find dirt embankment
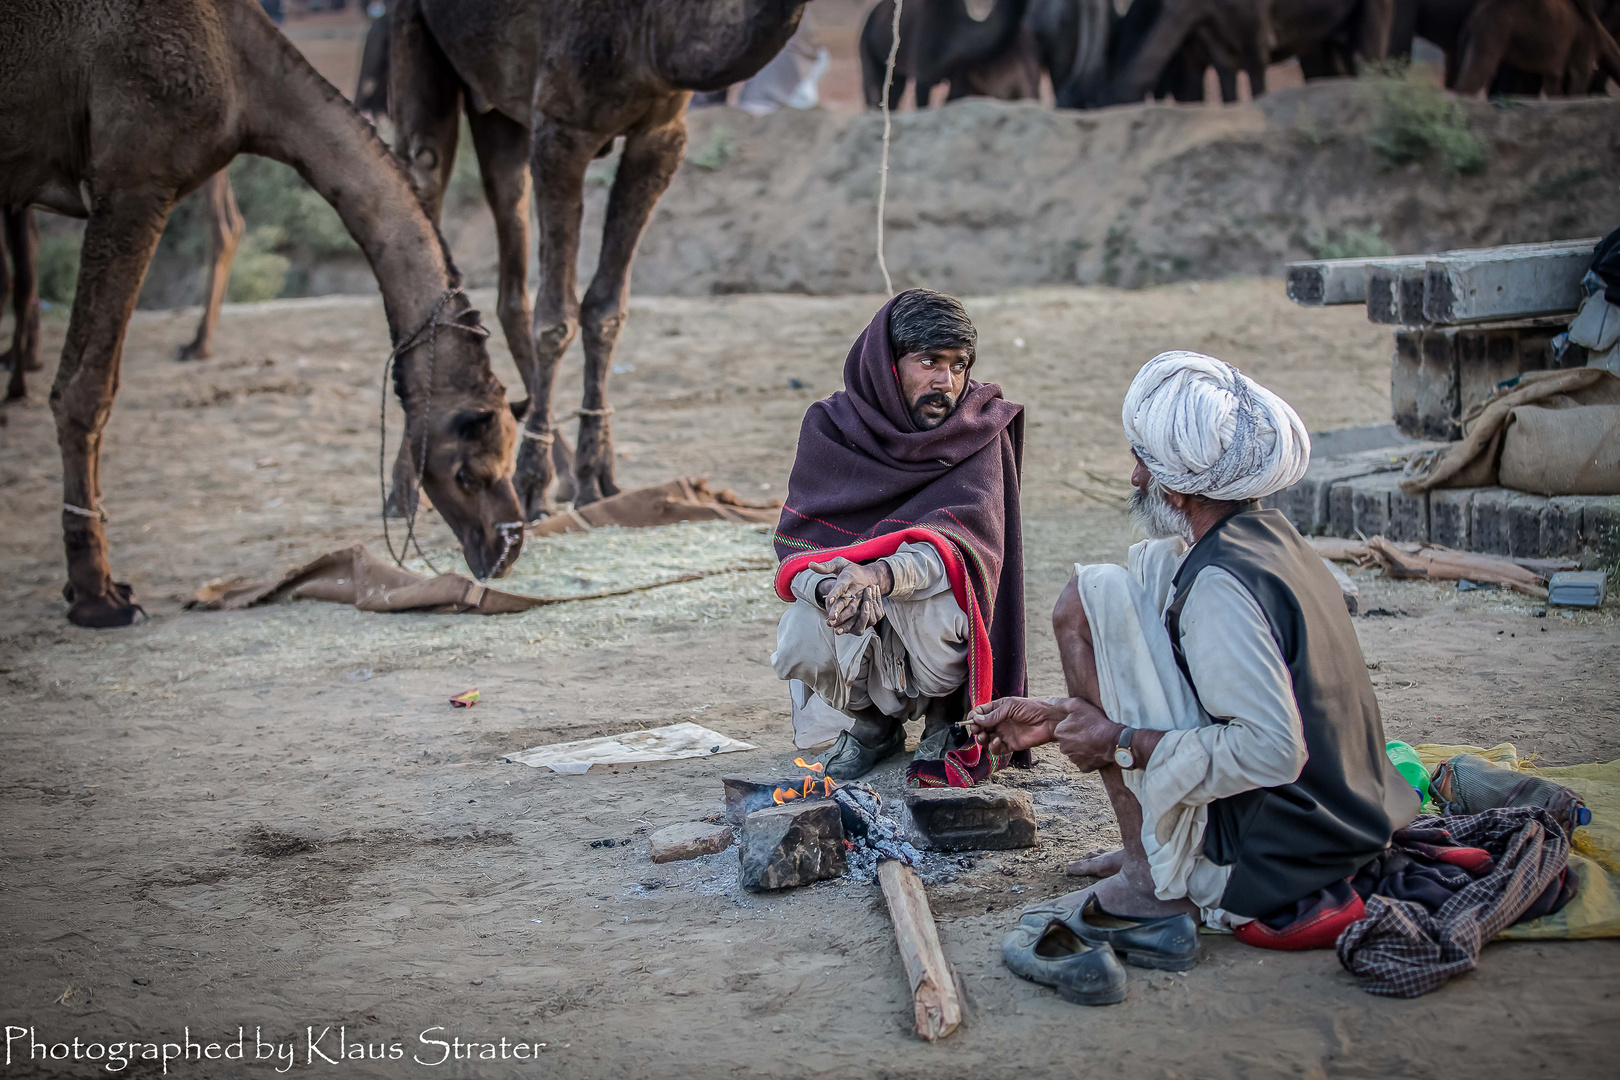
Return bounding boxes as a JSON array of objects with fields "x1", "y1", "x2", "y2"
[{"x1": 538, "y1": 81, "x2": 1616, "y2": 297}]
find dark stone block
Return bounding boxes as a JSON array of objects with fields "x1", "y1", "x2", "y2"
[
  {"x1": 1430, "y1": 488, "x2": 1477, "y2": 549},
  {"x1": 901, "y1": 787, "x2": 1037, "y2": 852},
  {"x1": 740, "y1": 801, "x2": 847, "y2": 891},
  {"x1": 1470, "y1": 488, "x2": 1511, "y2": 555},
  {"x1": 1541, "y1": 498, "x2": 1583, "y2": 558},
  {"x1": 1505, "y1": 492, "x2": 1549, "y2": 558},
  {"x1": 1577, "y1": 496, "x2": 1620, "y2": 562}
]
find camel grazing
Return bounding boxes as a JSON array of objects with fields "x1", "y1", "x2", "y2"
[
  {"x1": 387, "y1": 0, "x2": 814, "y2": 520},
  {"x1": 1, "y1": 0, "x2": 525, "y2": 627}
]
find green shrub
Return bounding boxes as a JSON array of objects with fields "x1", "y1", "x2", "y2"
[
  {"x1": 227, "y1": 226, "x2": 291, "y2": 303},
  {"x1": 227, "y1": 155, "x2": 357, "y2": 258},
  {"x1": 1311, "y1": 225, "x2": 1394, "y2": 260},
  {"x1": 1363, "y1": 63, "x2": 1486, "y2": 176},
  {"x1": 37, "y1": 233, "x2": 82, "y2": 305}
]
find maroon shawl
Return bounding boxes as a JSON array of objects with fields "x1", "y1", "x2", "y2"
[{"x1": 772, "y1": 295, "x2": 1027, "y2": 786}]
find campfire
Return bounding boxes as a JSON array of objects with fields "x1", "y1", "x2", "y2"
[{"x1": 771, "y1": 758, "x2": 839, "y2": 804}]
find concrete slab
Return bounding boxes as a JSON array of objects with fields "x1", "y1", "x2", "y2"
[{"x1": 1424, "y1": 239, "x2": 1598, "y2": 325}]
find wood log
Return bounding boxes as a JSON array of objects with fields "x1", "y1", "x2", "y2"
[{"x1": 877, "y1": 859, "x2": 961, "y2": 1042}]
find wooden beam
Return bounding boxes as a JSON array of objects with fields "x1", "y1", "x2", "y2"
[{"x1": 878, "y1": 859, "x2": 961, "y2": 1042}]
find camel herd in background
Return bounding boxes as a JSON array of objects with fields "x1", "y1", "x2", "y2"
[
  {"x1": 861, "y1": 0, "x2": 1620, "y2": 107},
  {"x1": 0, "y1": 0, "x2": 1615, "y2": 632}
]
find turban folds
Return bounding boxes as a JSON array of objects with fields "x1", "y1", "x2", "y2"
[{"x1": 1122, "y1": 351, "x2": 1311, "y2": 501}]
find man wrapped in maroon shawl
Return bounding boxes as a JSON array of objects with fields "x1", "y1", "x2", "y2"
[{"x1": 770, "y1": 289, "x2": 1029, "y2": 786}]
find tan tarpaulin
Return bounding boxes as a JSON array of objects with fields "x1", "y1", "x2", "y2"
[
  {"x1": 1400, "y1": 368, "x2": 1620, "y2": 494},
  {"x1": 527, "y1": 477, "x2": 780, "y2": 536},
  {"x1": 188, "y1": 478, "x2": 781, "y2": 615}
]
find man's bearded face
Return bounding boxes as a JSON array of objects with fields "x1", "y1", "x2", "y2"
[
  {"x1": 1130, "y1": 479, "x2": 1196, "y2": 544},
  {"x1": 896, "y1": 347, "x2": 971, "y2": 431}
]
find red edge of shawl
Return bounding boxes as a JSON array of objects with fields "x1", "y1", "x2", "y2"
[{"x1": 772, "y1": 526, "x2": 994, "y2": 709}]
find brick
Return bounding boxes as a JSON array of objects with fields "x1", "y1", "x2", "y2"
[
  {"x1": 1456, "y1": 326, "x2": 1533, "y2": 423},
  {"x1": 649, "y1": 822, "x2": 734, "y2": 864},
  {"x1": 1505, "y1": 491, "x2": 1550, "y2": 557},
  {"x1": 740, "y1": 801, "x2": 847, "y2": 891},
  {"x1": 1282, "y1": 448, "x2": 1405, "y2": 536},
  {"x1": 1329, "y1": 480, "x2": 1357, "y2": 539},
  {"x1": 1540, "y1": 498, "x2": 1584, "y2": 557},
  {"x1": 1576, "y1": 496, "x2": 1620, "y2": 562},
  {"x1": 1430, "y1": 488, "x2": 1478, "y2": 549},
  {"x1": 1334, "y1": 472, "x2": 1428, "y2": 543},
  {"x1": 723, "y1": 773, "x2": 824, "y2": 825},
  {"x1": 1391, "y1": 333, "x2": 1422, "y2": 438},
  {"x1": 1470, "y1": 488, "x2": 1512, "y2": 555},
  {"x1": 1415, "y1": 330, "x2": 1462, "y2": 440},
  {"x1": 901, "y1": 787, "x2": 1037, "y2": 852}
]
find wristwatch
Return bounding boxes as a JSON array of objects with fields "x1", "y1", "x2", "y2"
[{"x1": 1113, "y1": 726, "x2": 1136, "y2": 770}]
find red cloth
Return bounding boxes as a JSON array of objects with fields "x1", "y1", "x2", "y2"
[{"x1": 771, "y1": 294, "x2": 1027, "y2": 787}]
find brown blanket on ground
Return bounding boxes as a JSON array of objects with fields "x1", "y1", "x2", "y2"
[{"x1": 188, "y1": 478, "x2": 780, "y2": 615}]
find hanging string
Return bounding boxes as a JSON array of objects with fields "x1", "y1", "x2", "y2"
[{"x1": 876, "y1": 0, "x2": 903, "y2": 297}]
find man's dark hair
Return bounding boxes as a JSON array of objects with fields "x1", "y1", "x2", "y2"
[{"x1": 888, "y1": 289, "x2": 976, "y2": 365}]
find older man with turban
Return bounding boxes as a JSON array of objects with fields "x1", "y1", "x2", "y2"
[{"x1": 976, "y1": 353, "x2": 1418, "y2": 974}]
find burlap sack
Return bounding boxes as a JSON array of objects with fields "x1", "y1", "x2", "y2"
[{"x1": 1498, "y1": 404, "x2": 1620, "y2": 496}]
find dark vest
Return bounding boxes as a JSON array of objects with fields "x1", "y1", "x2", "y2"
[{"x1": 1165, "y1": 508, "x2": 1419, "y2": 919}]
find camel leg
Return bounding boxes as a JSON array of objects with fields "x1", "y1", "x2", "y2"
[
  {"x1": 573, "y1": 114, "x2": 687, "y2": 506},
  {"x1": 4, "y1": 207, "x2": 41, "y2": 401},
  {"x1": 177, "y1": 171, "x2": 245, "y2": 362},
  {"x1": 1453, "y1": 25, "x2": 1511, "y2": 94},
  {"x1": 389, "y1": 0, "x2": 462, "y2": 221},
  {"x1": 467, "y1": 106, "x2": 575, "y2": 518},
  {"x1": 527, "y1": 122, "x2": 601, "y2": 513},
  {"x1": 1354, "y1": 0, "x2": 1395, "y2": 67},
  {"x1": 52, "y1": 188, "x2": 173, "y2": 628},
  {"x1": 1102, "y1": 0, "x2": 1214, "y2": 105}
]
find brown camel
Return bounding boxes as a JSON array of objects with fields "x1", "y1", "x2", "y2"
[
  {"x1": 1, "y1": 0, "x2": 525, "y2": 627},
  {"x1": 1452, "y1": 0, "x2": 1620, "y2": 93},
  {"x1": 389, "y1": 0, "x2": 813, "y2": 520}
]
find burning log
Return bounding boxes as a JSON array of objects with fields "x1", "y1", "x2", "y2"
[{"x1": 878, "y1": 860, "x2": 962, "y2": 1042}]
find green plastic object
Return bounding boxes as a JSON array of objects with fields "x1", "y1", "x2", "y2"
[{"x1": 1385, "y1": 740, "x2": 1432, "y2": 806}]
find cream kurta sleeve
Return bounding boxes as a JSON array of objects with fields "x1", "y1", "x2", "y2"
[{"x1": 1143, "y1": 566, "x2": 1308, "y2": 806}]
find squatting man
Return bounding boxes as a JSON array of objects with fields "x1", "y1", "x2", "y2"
[
  {"x1": 769, "y1": 289, "x2": 1026, "y2": 788},
  {"x1": 768, "y1": 304, "x2": 1416, "y2": 991}
]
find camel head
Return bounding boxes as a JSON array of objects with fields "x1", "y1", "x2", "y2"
[{"x1": 397, "y1": 315, "x2": 526, "y2": 582}]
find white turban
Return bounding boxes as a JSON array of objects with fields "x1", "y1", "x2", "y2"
[{"x1": 1121, "y1": 351, "x2": 1310, "y2": 501}]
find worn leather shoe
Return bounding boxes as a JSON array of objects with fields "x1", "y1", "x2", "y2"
[
  {"x1": 1067, "y1": 897, "x2": 1200, "y2": 971},
  {"x1": 911, "y1": 722, "x2": 967, "y2": 763},
  {"x1": 1002, "y1": 919, "x2": 1127, "y2": 1006},
  {"x1": 818, "y1": 726, "x2": 905, "y2": 781}
]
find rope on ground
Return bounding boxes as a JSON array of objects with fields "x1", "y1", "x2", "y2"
[{"x1": 876, "y1": 0, "x2": 903, "y2": 296}]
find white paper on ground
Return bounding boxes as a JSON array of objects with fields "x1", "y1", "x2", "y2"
[{"x1": 502, "y1": 721, "x2": 758, "y2": 773}]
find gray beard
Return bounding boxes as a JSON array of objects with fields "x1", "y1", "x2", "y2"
[{"x1": 1130, "y1": 480, "x2": 1196, "y2": 544}]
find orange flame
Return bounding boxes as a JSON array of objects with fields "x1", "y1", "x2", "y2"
[
  {"x1": 771, "y1": 787, "x2": 800, "y2": 805},
  {"x1": 793, "y1": 758, "x2": 825, "y2": 773}
]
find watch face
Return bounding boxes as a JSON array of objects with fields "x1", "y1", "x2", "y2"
[{"x1": 1114, "y1": 747, "x2": 1134, "y2": 769}]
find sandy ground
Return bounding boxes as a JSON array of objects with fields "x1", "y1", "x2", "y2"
[{"x1": 2, "y1": 281, "x2": 1618, "y2": 1078}]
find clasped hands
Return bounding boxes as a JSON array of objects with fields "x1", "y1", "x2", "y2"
[
  {"x1": 966, "y1": 695, "x2": 1128, "y2": 773},
  {"x1": 809, "y1": 557, "x2": 894, "y2": 636}
]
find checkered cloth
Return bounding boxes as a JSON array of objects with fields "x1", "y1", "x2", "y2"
[{"x1": 1336, "y1": 807, "x2": 1570, "y2": 997}]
